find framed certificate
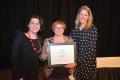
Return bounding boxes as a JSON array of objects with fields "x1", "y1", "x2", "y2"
[{"x1": 48, "y1": 42, "x2": 76, "y2": 67}]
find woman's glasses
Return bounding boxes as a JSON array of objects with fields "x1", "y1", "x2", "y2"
[{"x1": 54, "y1": 27, "x2": 64, "y2": 30}]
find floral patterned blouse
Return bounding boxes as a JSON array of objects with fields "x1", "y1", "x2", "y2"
[{"x1": 42, "y1": 36, "x2": 74, "y2": 79}]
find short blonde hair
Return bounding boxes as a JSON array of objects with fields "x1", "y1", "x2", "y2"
[
  {"x1": 75, "y1": 5, "x2": 94, "y2": 28},
  {"x1": 52, "y1": 20, "x2": 66, "y2": 29}
]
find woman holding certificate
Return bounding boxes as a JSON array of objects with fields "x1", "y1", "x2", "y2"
[
  {"x1": 69, "y1": 5, "x2": 98, "y2": 80},
  {"x1": 41, "y1": 20, "x2": 76, "y2": 80}
]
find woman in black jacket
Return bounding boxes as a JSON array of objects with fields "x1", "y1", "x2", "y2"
[{"x1": 11, "y1": 15, "x2": 46, "y2": 80}]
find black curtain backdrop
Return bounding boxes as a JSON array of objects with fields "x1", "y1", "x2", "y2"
[{"x1": 0, "y1": 0, "x2": 120, "y2": 68}]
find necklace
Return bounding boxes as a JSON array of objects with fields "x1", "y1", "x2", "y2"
[{"x1": 27, "y1": 32, "x2": 41, "y2": 54}]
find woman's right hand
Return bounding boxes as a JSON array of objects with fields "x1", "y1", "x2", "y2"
[{"x1": 65, "y1": 63, "x2": 76, "y2": 69}]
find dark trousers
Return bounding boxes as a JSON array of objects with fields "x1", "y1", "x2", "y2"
[
  {"x1": 12, "y1": 67, "x2": 47, "y2": 80},
  {"x1": 47, "y1": 77, "x2": 70, "y2": 80}
]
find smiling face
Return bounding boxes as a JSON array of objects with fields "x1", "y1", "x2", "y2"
[
  {"x1": 53, "y1": 24, "x2": 64, "y2": 36},
  {"x1": 79, "y1": 9, "x2": 89, "y2": 25},
  {"x1": 52, "y1": 20, "x2": 66, "y2": 36},
  {"x1": 75, "y1": 5, "x2": 93, "y2": 28},
  {"x1": 28, "y1": 18, "x2": 40, "y2": 33}
]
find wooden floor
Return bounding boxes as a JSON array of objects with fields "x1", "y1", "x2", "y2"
[
  {"x1": 0, "y1": 68, "x2": 75, "y2": 80},
  {"x1": 0, "y1": 57, "x2": 120, "y2": 80},
  {"x1": 0, "y1": 68, "x2": 13, "y2": 80}
]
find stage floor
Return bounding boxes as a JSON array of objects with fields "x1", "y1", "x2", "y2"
[
  {"x1": 97, "y1": 56, "x2": 120, "y2": 68},
  {"x1": 0, "y1": 56, "x2": 120, "y2": 80}
]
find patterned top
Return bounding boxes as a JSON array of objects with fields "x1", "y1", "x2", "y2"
[
  {"x1": 69, "y1": 26, "x2": 97, "y2": 80},
  {"x1": 42, "y1": 36, "x2": 74, "y2": 79}
]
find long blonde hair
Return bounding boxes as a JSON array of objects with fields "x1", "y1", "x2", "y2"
[{"x1": 75, "y1": 5, "x2": 94, "y2": 28}]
